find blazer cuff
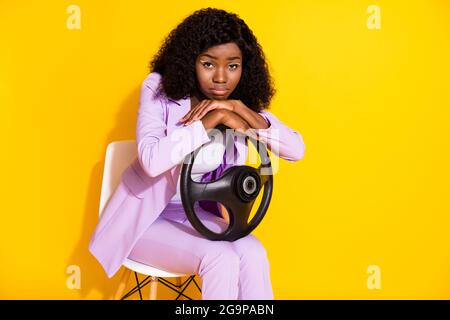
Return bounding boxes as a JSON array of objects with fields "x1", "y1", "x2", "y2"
[
  {"x1": 189, "y1": 119, "x2": 211, "y2": 148},
  {"x1": 253, "y1": 111, "x2": 272, "y2": 136}
]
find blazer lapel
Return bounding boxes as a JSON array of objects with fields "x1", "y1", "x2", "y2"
[
  {"x1": 166, "y1": 96, "x2": 190, "y2": 135},
  {"x1": 166, "y1": 96, "x2": 191, "y2": 187}
]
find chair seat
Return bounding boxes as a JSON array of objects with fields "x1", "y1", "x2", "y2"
[{"x1": 123, "y1": 258, "x2": 194, "y2": 278}]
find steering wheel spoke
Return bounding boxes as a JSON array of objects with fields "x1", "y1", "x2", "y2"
[
  {"x1": 228, "y1": 198, "x2": 255, "y2": 228},
  {"x1": 190, "y1": 178, "x2": 231, "y2": 204}
]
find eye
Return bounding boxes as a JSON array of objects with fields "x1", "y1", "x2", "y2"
[
  {"x1": 201, "y1": 62, "x2": 240, "y2": 70},
  {"x1": 202, "y1": 62, "x2": 213, "y2": 69}
]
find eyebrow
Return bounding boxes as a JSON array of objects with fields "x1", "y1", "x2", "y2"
[{"x1": 200, "y1": 54, "x2": 241, "y2": 61}]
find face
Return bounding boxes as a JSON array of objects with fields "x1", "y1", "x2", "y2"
[{"x1": 194, "y1": 42, "x2": 243, "y2": 100}]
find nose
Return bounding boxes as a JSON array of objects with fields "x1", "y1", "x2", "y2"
[{"x1": 213, "y1": 68, "x2": 227, "y2": 84}]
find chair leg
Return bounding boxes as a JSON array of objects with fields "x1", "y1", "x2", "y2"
[
  {"x1": 176, "y1": 277, "x2": 185, "y2": 300},
  {"x1": 114, "y1": 268, "x2": 131, "y2": 300},
  {"x1": 148, "y1": 276, "x2": 158, "y2": 300}
]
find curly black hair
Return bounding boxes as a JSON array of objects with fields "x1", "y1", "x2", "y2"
[{"x1": 149, "y1": 7, "x2": 276, "y2": 112}]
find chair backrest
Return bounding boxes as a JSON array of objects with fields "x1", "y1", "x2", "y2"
[{"x1": 99, "y1": 140, "x2": 137, "y2": 217}]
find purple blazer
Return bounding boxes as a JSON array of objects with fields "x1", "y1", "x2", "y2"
[{"x1": 89, "y1": 72, "x2": 306, "y2": 278}]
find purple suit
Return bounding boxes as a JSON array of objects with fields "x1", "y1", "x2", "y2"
[{"x1": 89, "y1": 72, "x2": 305, "y2": 298}]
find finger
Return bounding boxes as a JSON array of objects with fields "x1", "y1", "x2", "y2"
[
  {"x1": 197, "y1": 101, "x2": 220, "y2": 120},
  {"x1": 195, "y1": 104, "x2": 215, "y2": 122},
  {"x1": 181, "y1": 99, "x2": 208, "y2": 122},
  {"x1": 191, "y1": 101, "x2": 213, "y2": 121},
  {"x1": 180, "y1": 108, "x2": 195, "y2": 121},
  {"x1": 180, "y1": 105, "x2": 199, "y2": 124},
  {"x1": 185, "y1": 100, "x2": 212, "y2": 125},
  {"x1": 183, "y1": 100, "x2": 208, "y2": 124},
  {"x1": 180, "y1": 108, "x2": 194, "y2": 122}
]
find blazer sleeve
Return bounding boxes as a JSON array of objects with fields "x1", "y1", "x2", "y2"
[
  {"x1": 253, "y1": 110, "x2": 306, "y2": 162},
  {"x1": 136, "y1": 73, "x2": 212, "y2": 178}
]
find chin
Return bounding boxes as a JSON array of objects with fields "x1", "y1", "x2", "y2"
[
  {"x1": 205, "y1": 96, "x2": 222, "y2": 100},
  {"x1": 211, "y1": 94, "x2": 230, "y2": 100}
]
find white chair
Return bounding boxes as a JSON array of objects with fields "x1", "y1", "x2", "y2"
[{"x1": 98, "y1": 140, "x2": 201, "y2": 300}]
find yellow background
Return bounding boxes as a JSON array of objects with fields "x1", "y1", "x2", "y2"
[{"x1": 1, "y1": 0, "x2": 449, "y2": 299}]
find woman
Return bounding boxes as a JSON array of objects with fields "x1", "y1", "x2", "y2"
[{"x1": 89, "y1": 7, "x2": 306, "y2": 300}]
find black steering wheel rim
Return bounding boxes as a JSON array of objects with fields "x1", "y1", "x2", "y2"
[{"x1": 180, "y1": 125, "x2": 273, "y2": 241}]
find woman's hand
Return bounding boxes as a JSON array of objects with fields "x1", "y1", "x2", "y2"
[
  {"x1": 186, "y1": 107, "x2": 258, "y2": 140},
  {"x1": 180, "y1": 99, "x2": 239, "y2": 126},
  {"x1": 199, "y1": 109, "x2": 225, "y2": 130},
  {"x1": 219, "y1": 110, "x2": 258, "y2": 140}
]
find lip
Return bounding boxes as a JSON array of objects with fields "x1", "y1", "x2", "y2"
[{"x1": 210, "y1": 88, "x2": 229, "y2": 95}]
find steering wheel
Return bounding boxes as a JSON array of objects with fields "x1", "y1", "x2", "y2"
[{"x1": 180, "y1": 124, "x2": 273, "y2": 241}]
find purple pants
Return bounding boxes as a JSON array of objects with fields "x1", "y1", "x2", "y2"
[{"x1": 128, "y1": 201, "x2": 274, "y2": 300}]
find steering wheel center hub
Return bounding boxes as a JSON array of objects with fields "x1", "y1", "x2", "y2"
[{"x1": 236, "y1": 170, "x2": 261, "y2": 202}]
